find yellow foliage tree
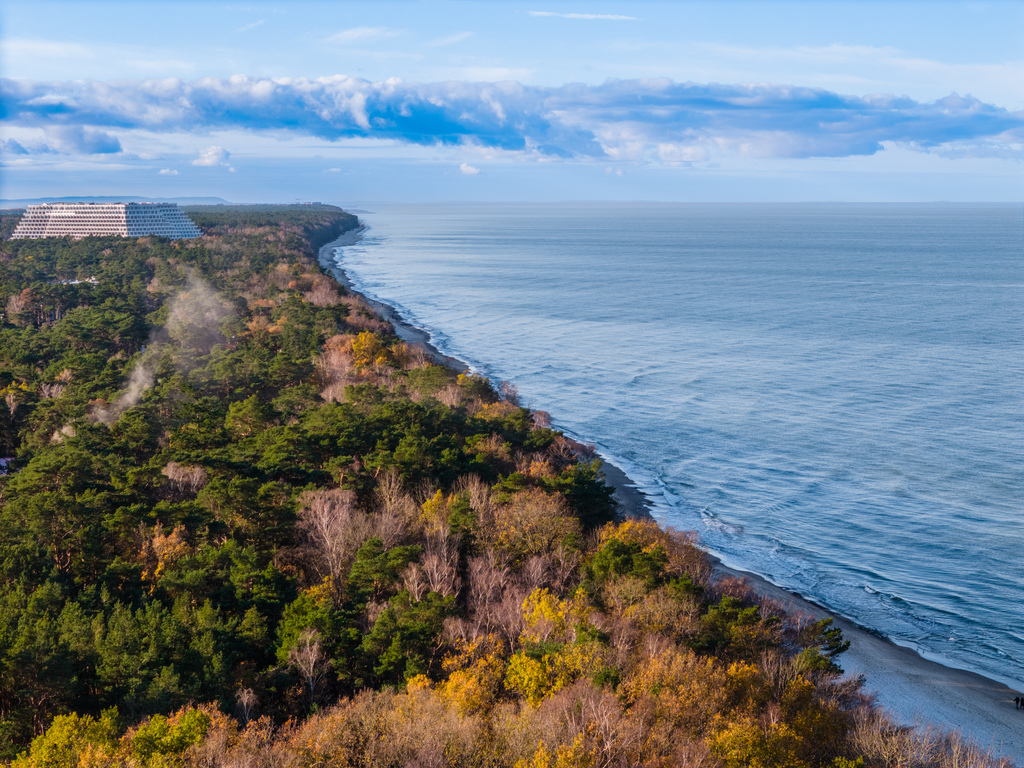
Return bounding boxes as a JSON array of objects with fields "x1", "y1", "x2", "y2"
[
  {"x1": 140, "y1": 524, "x2": 191, "y2": 593},
  {"x1": 476, "y1": 401, "x2": 521, "y2": 421},
  {"x1": 599, "y1": 518, "x2": 710, "y2": 585},
  {"x1": 304, "y1": 575, "x2": 340, "y2": 608},
  {"x1": 598, "y1": 517, "x2": 670, "y2": 553},
  {"x1": 505, "y1": 652, "x2": 550, "y2": 706},
  {"x1": 515, "y1": 735, "x2": 594, "y2": 768},
  {"x1": 505, "y1": 642, "x2": 605, "y2": 706},
  {"x1": 612, "y1": 580, "x2": 700, "y2": 637},
  {"x1": 420, "y1": 489, "x2": 450, "y2": 529},
  {"x1": 505, "y1": 588, "x2": 608, "y2": 705},
  {"x1": 12, "y1": 710, "x2": 118, "y2": 768},
  {"x1": 620, "y1": 646, "x2": 729, "y2": 738},
  {"x1": 122, "y1": 706, "x2": 213, "y2": 767},
  {"x1": 405, "y1": 673, "x2": 433, "y2": 693},
  {"x1": 349, "y1": 331, "x2": 391, "y2": 369},
  {"x1": 438, "y1": 651, "x2": 507, "y2": 715},
  {"x1": 723, "y1": 660, "x2": 773, "y2": 711},
  {"x1": 708, "y1": 714, "x2": 808, "y2": 768},
  {"x1": 437, "y1": 636, "x2": 509, "y2": 716},
  {"x1": 780, "y1": 676, "x2": 852, "y2": 766},
  {"x1": 490, "y1": 489, "x2": 580, "y2": 561},
  {"x1": 521, "y1": 588, "x2": 591, "y2": 644}
]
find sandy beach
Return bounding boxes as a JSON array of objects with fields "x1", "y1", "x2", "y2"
[
  {"x1": 319, "y1": 230, "x2": 1023, "y2": 765},
  {"x1": 715, "y1": 561, "x2": 1023, "y2": 762}
]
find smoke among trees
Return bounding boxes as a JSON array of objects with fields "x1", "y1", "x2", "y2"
[{"x1": 92, "y1": 273, "x2": 233, "y2": 425}]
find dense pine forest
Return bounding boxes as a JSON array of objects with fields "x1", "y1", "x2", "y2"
[{"x1": 0, "y1": 205, "x2": 1006, "y2": 767}]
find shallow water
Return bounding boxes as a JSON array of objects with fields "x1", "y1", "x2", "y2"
[{"x1": 334, "y1": 202, "x2": 1024, "y2": 688}]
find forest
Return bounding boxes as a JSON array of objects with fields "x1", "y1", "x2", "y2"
[{"x1": 0, "y1": 205, "x2": 1007, "y2": 767}]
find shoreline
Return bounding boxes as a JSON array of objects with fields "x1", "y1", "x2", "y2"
[
  {"x1": 320, "y1": 229, "x2": 655, "y2": 522},
  {"x1": 714, "y1": 558, "x2": 1023, "y2": 761},
  {"x1": 318, "y1": 229, "x2": 1023, "y2": 763},
  {"x1": 320, "y1": 226, "x2": 469, "y2": 372}
]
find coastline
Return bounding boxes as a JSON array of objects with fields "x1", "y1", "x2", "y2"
[
  {"x1": 715, "y1": 559, "x2": 1023, "y2": 762},
  {"x1": 320, "y1": 229, "x2": 655, "y2": 521},
  {"x1": 320, "y1": 226, "x2": 469, "y2": 372},
  {"x1": 318, "y1": 229, "x2": 1023, "y2": 763}
]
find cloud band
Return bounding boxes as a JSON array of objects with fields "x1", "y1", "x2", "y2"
[{"x1": 2, "y1": 75, "x2": 1021, "y2": 161}]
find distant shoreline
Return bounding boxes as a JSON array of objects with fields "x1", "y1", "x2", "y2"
[
  {"x1": 318, "y1": 227, "x2": 655, "y2": 522},
  {"x1": 317, "y1": 227, "x2": 1023, "y2": 763}
]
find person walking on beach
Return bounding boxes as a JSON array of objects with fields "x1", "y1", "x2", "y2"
[{"x1": 1015, "y1": 695, "x2": 1021, "y2": 710}]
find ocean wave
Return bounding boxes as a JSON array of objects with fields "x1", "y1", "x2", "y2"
[{"x1": 337, "y1": 202, "x2": 1024, "y2": 691}]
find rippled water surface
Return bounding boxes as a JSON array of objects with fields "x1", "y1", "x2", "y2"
[{"x1": 335, "y1": 202, "x2": 1023, "y2": 686}]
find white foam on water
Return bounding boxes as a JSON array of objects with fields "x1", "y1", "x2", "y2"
[{"x1": 338, "y1": 201, "x2": 1024, "y2": 692}]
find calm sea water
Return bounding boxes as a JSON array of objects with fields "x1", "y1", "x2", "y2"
[{"x1": 334, "y1": 203, "x2": 1024, "y2": 687}]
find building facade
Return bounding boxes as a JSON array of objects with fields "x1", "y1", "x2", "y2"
[{"x1": 11, "y1": 202, "x2": 203, "y2": 240}]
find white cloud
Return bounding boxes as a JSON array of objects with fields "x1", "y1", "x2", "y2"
[
  {"x1": 44, "y1": 126, "x2": 122, "y2": 154},
  {"x1": 529, "y1": 11, "x2": 639, "y2": 20},
  {"x1": 656, "y1": 143, "x2": 707, "y2": 166},
  {"x1": 3, "y1": 139, "x2": 29, "y2": 155},
  {"x1": 3, "y1": 38, "x2": 95, "y2": 60},
  {"x1": 158, "y1": 168, "x2": 178, "y2": 175},
  {"x1": 2, "y1": 38, "x2": 196, "y2": 79},
  {"x1": 459, "y1": 162, "x2": 480, "y2": 175},
  {"x1": 7, "y1": 76, "x2": 1022, "y2": 165},
  {"x1": 237, "y1": 20, "x2": 265, "y2": 33},
  {"x1": 192, "y1": 145, "x2": 232, "y2": 168},
  {"x1": 428, "y1": 32, "x2": 474, "y2": 47},
  {"x1": 676, "y1": 42, "x2": 1024, "y2": 107},
  {"x1": 327, "y1": 27, "x2": 402, "y2": 45}
]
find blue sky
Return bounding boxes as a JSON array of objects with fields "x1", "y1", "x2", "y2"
[{"x1": 2, "y1": 0, "x2": 1022, "y2": 202}]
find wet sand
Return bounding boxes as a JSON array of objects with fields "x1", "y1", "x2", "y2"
[{"x1": 318, "y1": 229, "x2": 1023, "y2": 764}]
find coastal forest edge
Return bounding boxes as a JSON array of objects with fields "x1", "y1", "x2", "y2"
[{"x1": 0, "y1": 205, "x2": 1007, "y2": 767}]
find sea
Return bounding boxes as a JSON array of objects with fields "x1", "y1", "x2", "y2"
[{"x1": 330, "y1": 202, "x2": 1024, "y2": 691}]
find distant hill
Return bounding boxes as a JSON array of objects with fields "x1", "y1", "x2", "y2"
[{"x1": 0, "y1": 195, "x2": 232, "y2": 209}]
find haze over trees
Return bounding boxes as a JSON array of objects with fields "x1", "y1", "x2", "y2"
[{"x1": 0, "y1": 206, "x2": 1007, "y2": 767}]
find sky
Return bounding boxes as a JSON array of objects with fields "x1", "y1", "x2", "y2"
[{"x1": 2, "y1": 0, "x2": 1022, "y2": 203}]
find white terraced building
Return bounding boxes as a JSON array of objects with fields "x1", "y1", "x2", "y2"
[{"x1": 11, "y1": 202, "x2": 203, "y2": 240}]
